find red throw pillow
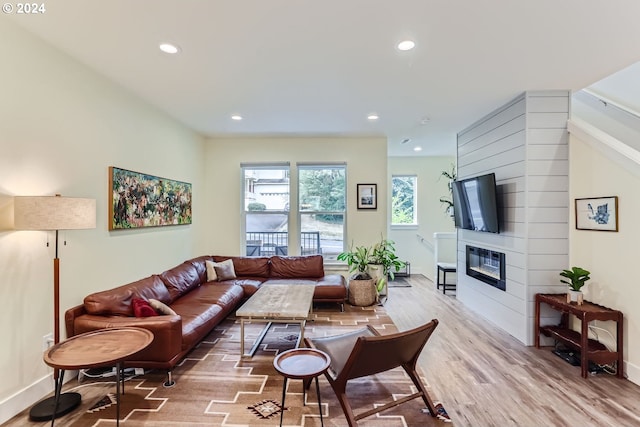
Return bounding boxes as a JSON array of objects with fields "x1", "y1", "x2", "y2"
[{"x1": 132, "y1": 298, "x2": 158, "y2": 317}]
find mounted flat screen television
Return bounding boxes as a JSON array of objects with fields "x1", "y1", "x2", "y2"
[{"x1": 452, "y1": 173, "x2": 500, "y2": 233}]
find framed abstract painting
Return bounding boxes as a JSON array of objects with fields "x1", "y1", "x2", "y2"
[
  {"x1": 109, "y1": 166, "x2": 192, "y2": 230},
  {"x1": 575, "y1": 196, "x2": 618, "y2": 232}
]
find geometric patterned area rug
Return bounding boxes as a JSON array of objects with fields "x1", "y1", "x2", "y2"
[{"x1": 71, "y1": 303, "x2": 451, "y2": 426}]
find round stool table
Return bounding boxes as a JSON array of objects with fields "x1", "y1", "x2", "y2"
[
  {"x1": 273, "y1": 348, "x2": 331, "y2": 427},
  {"x1": 43, "y1": 327, "x2": 153, "y2": 427}
]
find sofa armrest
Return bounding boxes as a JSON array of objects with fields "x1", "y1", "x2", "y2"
[
  {"x1": 65, "y1": 304, "x2": 87, "y2": 338},
  {"x1": 71, "y1": 314, "x2": 183, "y2": 363}
]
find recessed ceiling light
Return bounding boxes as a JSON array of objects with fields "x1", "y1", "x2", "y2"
[
  {"x1": 367, "y1": 114, "x2": 379, "y2": 121},
  {"x1": 401, "y1": 138, "x2": 411, "y2": 144},
  {"x1": 159, "y1": 43, "x2": 180, "y2": 54},
  {"x1": 413, "y1": 146, "x2": 423, "y2": 152},
  {"x1": 231, "y1": 115, "x2": 243, "y2": 121},
  {"x1": 397, "y1": 40, "x2": 415, "y2": 51},
  {"x1": 420, "y1": 116, "x2": 431, "y2": 125}
]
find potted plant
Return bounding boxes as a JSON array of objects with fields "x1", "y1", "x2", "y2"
[
  {"x1": 337, "y1": 245, "x2": 372, "y2": 279},
  {"x1": 369, "y1": 237, "x2": 406, "y2": 297},
  {"x1": 439, "y1": 164, "x2": 456, "y2": 218},
  {"x1": 560, "y1": 266, "x2": 591, "y2": 305},
  {"x1": 338, "y1": 245, "x2": 377, "y2": 306}
]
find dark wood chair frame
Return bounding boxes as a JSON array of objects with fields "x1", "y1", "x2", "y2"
[{"x1": 304, "y1": 319, "x2": 439, "y2": 426}]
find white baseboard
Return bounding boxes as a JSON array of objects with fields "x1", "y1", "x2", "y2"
[
  {"x1": 0, "y1": 373, "x2": 53, "y2": 424},
  {"x1": 0, "y1": 370, "x2": 79, "y2": 424},
  {"x1": 625, "y1": 360, "x2": 640, "y2": 386}
]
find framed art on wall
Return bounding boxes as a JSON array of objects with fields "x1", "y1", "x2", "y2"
[
  {"x1": 357, "y1": 183, "x2": 377, "y2": 210},
  {"x1": 575, "y1": 196, "x2": 618, "y2": 232},
  {"x1": 109, "y1": 166, "x2": 192, "y2": 230}
]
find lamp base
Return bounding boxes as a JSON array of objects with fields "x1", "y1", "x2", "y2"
[{"x1": 29, "y1": 392, "x2": 82, "y2": 421}]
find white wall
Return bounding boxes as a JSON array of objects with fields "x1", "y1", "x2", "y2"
[
  {"x1": 203, "y1": 137, "x2": 388, "y2": 258},
  {"x1": 456, "y1": 91, "x2": 570, "y2": 345},
  {"x1": 570, "y1": 93, "x2": 640, "y2": 385},
  {"x1": 0, "y1": 20, "x2": 206, "y2": 422},
  {"x1": 387, "y1": 156, "x2": 456, "y2": 280}
]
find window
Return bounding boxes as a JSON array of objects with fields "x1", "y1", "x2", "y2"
[
  {"x1": 298, "y1": 164, "x2": 346, "y2": 261},
  {"x1": 391, "y1": 175, "x2": 417, "y2": 225},
  {"x1": 242, "y1": 164, "x2": 290, "y2": 256}
]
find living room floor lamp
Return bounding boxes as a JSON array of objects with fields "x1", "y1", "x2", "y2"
[{"x1": 14, "y1": 194, "x2": 96, "y2": 421}]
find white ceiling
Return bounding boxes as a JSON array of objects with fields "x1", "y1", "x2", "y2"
[{"x1": 9, "y1": 0, "x2": 640, "y2": 156}]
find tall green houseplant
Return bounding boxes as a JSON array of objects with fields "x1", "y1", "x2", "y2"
[{"x1": 370, "y1": 238, "x2": 406, "y2": 293}]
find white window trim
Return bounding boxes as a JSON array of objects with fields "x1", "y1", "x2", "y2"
[{"x1": 391, "y1": 174, "x2": 418, "y2": 226}]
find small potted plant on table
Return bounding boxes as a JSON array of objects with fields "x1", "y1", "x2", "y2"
[{"x1": 560, "y1": 266, "x2": 591, "y2": 305}]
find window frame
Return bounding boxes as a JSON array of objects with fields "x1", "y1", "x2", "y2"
[
  {"x1": 297, "y1": 163, "x2": 347, "y2": 261},
  {"x1": 391, "y1": 174, "x2": 418, "y2": 227},
  {"x1": 241, "y1": 163, "x2": 291, "y2": 256}
]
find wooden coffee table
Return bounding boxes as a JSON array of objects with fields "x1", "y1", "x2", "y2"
[
  {"x1": 43, "y1": 327, "x2": 153, "y2": 426},
  {"x1": 236, "y1": 284, "x2": 315, "y2": 358}
]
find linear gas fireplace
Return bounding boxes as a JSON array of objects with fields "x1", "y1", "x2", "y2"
[{"x1": 466, "y1": 245, "x2": 506, "y2": 291}]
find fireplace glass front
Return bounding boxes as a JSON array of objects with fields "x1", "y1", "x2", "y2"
[{"x1": 465, "y1": 245, "x2": 506, "y2": 291}]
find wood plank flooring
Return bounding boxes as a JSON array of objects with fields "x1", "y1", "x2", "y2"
[
  {"x1": 385, "y1": 275, "x2": 640, "y2": 427},
  {"x1": 5, "y1": 274, "x2": 640, "y2": 426}
]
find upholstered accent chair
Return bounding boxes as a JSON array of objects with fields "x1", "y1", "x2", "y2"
[{"x1": 304, "y1": 319, "x2": 440, "y2": 426}]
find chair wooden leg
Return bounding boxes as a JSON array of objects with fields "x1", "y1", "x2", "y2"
[
  {"x1": 330, "y1": 383, "x2": 358, "y2": 427},
  {"x1": 404, "y1": 365, "x2": 437, "y2": 417}
]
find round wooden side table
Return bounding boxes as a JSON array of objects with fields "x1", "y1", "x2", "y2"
[
  {"x1": 273, "y1": 348, "x2": 331, "y2": 427},
  {"x1": 43, "y1": 327, "x2": 153, "y2": 427}
]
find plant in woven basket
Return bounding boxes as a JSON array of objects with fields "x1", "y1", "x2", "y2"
[{"x1": 337, "y1": 244, "x2": 372, "y2": 280}]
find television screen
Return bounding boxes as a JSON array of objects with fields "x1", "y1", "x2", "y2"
[{"x1": 452, "y1": 173, "x2": 499, "y2": 233}]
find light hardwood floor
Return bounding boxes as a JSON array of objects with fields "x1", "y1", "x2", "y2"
[
  {"x1": 385, "y1": 275, "x2": 640, "y2": 427},
  {"x1": 5, "y1": 274, "x2": 640, "y2": 426}
]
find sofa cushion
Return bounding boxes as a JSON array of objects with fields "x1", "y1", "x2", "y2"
[
  {"x1": 160, "y1": 262, "x2": 201, "y2": 302},
  {"x1": 149, "y1": 298, "x2": 177, "y2": 315},
  {"x1": 185, "y1": 255, "x2": 214, "y2": 284},
  {"x1": 132, "y1": 298, "x2": 158, "y2": 317},
  {"x1": 170, "y1": 283, "x2": 244, "y2": 350},
  {"x1": 270, "y1": 255, "x2": 324, "y2": 279},
  {"x1": 213, "y1": 256, "x2": 271, "y2": 278},
  {"x1": 84, "y1": 275, "x2": 171, "y2": 316},
  {"x1": 219, "y1": 278, "x2": 264, "y2": 297},
  {"x1": 214, "y1": 259, "x2": 237, "y2": 281},
  {"x1": 205, "y1": 260, "x2": 218, "y2": 281},
  {"x1": 264, "y1": 275, "x2": 346, "y2": 301}
]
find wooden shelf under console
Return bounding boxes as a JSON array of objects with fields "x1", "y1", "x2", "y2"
[{"x1": 534, "y1": 293, "x2": 623, "y2": 379}]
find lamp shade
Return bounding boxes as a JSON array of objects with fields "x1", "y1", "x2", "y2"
[{"x1": 14, "y1": 195, "x2": 96, "y2": 230}]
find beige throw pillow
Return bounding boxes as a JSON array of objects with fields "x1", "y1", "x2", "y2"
[
  {"x1": 148, "y1": 298, "x2": 177, "y2": 316},
  {"x1": 205, "y1": 260, "x2": 218, "y2": 282},
  {"x1": 214, "y1": 259, "x2": 237, "y2": 281}
]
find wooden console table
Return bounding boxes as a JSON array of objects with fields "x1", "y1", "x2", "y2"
[{"x1": 534, "y1": 293, "x2": 623, "y2": 379}]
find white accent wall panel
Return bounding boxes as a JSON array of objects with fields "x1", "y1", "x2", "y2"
[{"x1": 456, "y1": 91, "x2": 570, "y2": 345}]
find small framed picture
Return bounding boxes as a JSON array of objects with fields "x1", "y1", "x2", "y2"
[
  {"x1": 575, "y1": 196, "x2": 618, "y2": 232},
  {"x1": 357, "y1": 184, "x2": 377, "y2": 210}
]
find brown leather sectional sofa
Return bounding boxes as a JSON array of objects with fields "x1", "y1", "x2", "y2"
[{"x1": 65, "y1": 254, "x2": 346, "y2": 386}]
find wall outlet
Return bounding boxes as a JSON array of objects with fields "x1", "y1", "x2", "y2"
[{"x1": 42, "y1": 333, "x2": 53, "y2": 351}]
